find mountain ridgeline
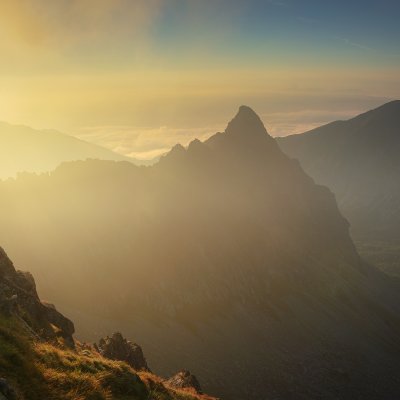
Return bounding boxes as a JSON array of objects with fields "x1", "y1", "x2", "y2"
[
  {"x1": 1, "y1": 106, "x2": 400, "y2": 399},
  {"x1": 278, "y1": 100, "x2": 400, "y2": 275},
  {"x1": 0, "y1": 122, "x2": 153, "y2": 179}
]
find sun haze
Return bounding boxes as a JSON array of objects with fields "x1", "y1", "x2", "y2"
[{"x1": 0, "y1": 0, "x2": 399, "y2": 159}]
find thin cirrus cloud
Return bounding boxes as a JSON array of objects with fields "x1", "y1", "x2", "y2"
[{"x1": 332, "y1": 36, "x2": 374, "y2": 52}]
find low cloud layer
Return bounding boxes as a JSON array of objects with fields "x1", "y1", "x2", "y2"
[
  {"x1": 75, "y1": 124, "x2": 222, "y2": 161},
  {"x1": 72, "y1": 103, "x2": 380, "y2": 161}
]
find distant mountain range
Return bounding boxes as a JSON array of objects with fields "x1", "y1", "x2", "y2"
[
  {"x1": 1, "y1": 106, "x2": 400, "y2": 399},
  {"x1": 0, "y1": 122, "x2": 152, "y2": 179},
  {"x1": 278, "y1": 100, "x2": 400, "y2": 275}
]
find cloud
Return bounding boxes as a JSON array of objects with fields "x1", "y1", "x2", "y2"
[
  {"x1": 333, "y1": 35, "x2": 373, "y2": 51},
  {"x1": 74, "y1": 124, "x2": 223, "y2": 160},
  {"x1": 71, "y1": 105, "x2": 374, "y2": 160}
]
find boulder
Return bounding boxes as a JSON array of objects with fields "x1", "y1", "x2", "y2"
[
  {"x1": 98, "y1": 332, "x2": 149, "y2": 371},
  {"x1": 166, "y1": 370, "x2": 202, "y2": 394}
]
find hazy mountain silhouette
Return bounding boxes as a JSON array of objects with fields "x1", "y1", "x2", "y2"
[
  {"x1": 0, "y1": 122, "x2": 151, "y2": 179},
  {"x1": 1, "y1": 107, "x2": 400, "y2": 399},
  {"x1": 278, "y1": 100, "x2": 400, "y2": 274}
]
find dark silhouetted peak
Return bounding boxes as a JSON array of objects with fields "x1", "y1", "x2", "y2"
[
  {"x1": 226, "y1": 105, "x2": 269, "y2": 138},
  {"x1": 161, "y1": 106, "x2": 282, "y2": 169},
  {"x1": 205, "y1": 105, "x2": 282, "y2": 161},
  {"x1": 188, "y1": 138, "x2": 203, "y2": 151},
  {"x1": 187, "y1": 138, "x2": 211, "y2": 160},
  {"x1": 170, "y1": 143, "x2": 185, "y2": 154},
  {"x1": 160, "y1": 143, "x2": 186, "y2": 165}
]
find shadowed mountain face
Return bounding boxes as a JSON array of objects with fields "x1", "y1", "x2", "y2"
[
  {"x1": 0, "y1": 122, "x2": 149, "y2": 179},
  {"x1": 1, "y1": 107, "x2": 400, "y2": 399},
  {"x1": 277, "y1": 101, "x2": 400, "y2": 275}
]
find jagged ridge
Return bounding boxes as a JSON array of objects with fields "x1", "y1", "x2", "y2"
[{"x1": 0, "y1": 107, "x2": 400, "y2": 399}]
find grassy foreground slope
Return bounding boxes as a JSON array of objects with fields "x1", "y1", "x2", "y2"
[
  {"x1": 0, "y1": 316, "x2": 215, "y2": 400},
  {"x1": 0, "y1": 246, "x2": 215, "y2": 400}
]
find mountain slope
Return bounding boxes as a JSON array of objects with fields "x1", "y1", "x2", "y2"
[
  {"x1": 277, "y1": 100, "x2": 400, "y2": 274},
  {"x1": 0, "y1": 247, "x2": 215, "y2": 400},
  {"x1": 0, "y1": 122, "x2": 146, "y2": 179},
  {"x1": 1, "y1": 107, "x2": 400, "y2": 399}
]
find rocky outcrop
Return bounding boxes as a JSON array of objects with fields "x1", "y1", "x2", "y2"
[
  {"x1": 97, "y1": 332, "x2": 149, "y2": 371},
  {"x1": 167, "y1": 370, "x2": 202, "y2": 394},
  {"x1": 0, "y1": 249, "x2": 215, "y2": 399},
  {"x1": 0, "y1": 247, "x2": 75, "y2": 346}
]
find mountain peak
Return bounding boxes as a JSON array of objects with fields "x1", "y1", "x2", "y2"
[
  {"x1": 226, "y1": 105, "x2": 269, "y2": 138},
  {"x1": 205, "y1": 105, "x2": 280, "y2": 156}
]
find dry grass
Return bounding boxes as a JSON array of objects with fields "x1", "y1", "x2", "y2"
[
  {"x1": 139, "y1": 371, "x2": 218, "y2": 400},
  {"x1": 0, "y1": 315, "x2": 218, "y2": 400}
]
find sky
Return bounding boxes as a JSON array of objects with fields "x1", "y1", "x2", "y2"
[{"x1": 0, "y1": 0, "x2": 399, "y2": 160}]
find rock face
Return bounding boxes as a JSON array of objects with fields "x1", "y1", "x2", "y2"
[
  {"x1": 42, "y1": 302, "x2": 75, "y2": 339},
  {"x1": 1, "y1": 107, "x2": 400, "y2": 399},
  {"x1": 0, "y1": 248, "x2": 75, "y2": 346},
  {"x1": 167, "y1": 370, "x2": 202, "y2": 394},
  {"x1": 98, "y1": 332, "x2": 149, "y2": 371}
]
